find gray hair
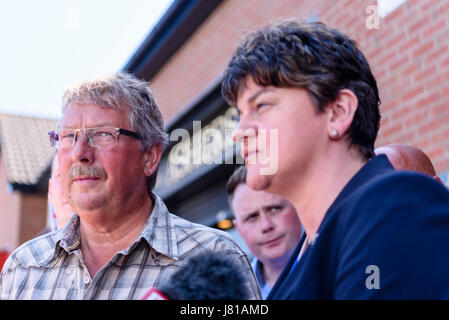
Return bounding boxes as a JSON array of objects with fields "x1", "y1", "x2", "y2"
[{"x1": 61, "y1": 72, "x2": 169, "y2": 191}]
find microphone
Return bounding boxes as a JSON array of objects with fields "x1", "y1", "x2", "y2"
[{"x1": 142, "y1": 250, "x2": 250, "y2": 300}]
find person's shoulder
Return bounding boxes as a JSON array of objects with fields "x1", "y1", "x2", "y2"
[
  {"x1": 2, "y1": 230, "x2": 61, "y2": 270},
  {"x1": 342, "y1": 170, "x2": 447, "y2": 210},
  {"x1": 368, "y1": 169, "x2": 444, "y2": 188},
  {"x1": 360, "y1": 170, "x2": 447, "y2": 205},
  {"x1": 332, "y1": 171, "x2": 449, "y2": 298},
  {"x1": 169, "y1": 213, "x2": 243, "y2": 252},
  {"x1": 336, "y1": 170, "x2": 449, "y2": 236},
  {"x1": 170, "y1": 212, "x2": 236, "y2": 241}
]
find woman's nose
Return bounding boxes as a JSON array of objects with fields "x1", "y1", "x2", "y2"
[{"x1": 232, "y1": 114, "x2": 258, "y2": 143}]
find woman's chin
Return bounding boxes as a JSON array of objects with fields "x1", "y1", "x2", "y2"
[{"x1": 245, "y1": 166, "x2": 273, "y2": 191}]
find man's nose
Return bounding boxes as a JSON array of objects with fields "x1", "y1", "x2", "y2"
[
  {"x1": 260, "y1": 213, "x2": 275, "y2": 233},
  {"x1": 71, "y1": 131, "x2": 95, "y2": 163}
]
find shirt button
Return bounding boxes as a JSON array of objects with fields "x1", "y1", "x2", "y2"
[{"x1": 84, "y1": 275, "x2": 91, "y2": 284}]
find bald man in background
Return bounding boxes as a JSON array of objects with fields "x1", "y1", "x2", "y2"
[
  {"x1": 37, "y1": 156, "x2": 76, "y2": 236},
  {"x1": 375, "y1": 143, "x2": 443, "y2": 184}
]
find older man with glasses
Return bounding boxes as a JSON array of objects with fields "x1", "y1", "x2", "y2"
[{"x1": 0, "y1": 73, "x2": 261, "y2": 300}]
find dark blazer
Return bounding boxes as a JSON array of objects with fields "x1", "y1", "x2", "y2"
[{"x1": 268, "y1": 155, "x2": 449, "y2": 299}]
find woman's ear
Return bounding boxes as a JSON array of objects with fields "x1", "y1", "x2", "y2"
[
  {"x1": 143, "y1": 143, "x2": 163, "y2": 176},
  {"x1": 326, "y1": 89, "x2": 358, "y2": 140}
]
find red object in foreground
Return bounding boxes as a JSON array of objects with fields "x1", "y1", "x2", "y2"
[
  {"x1": 0, "y1": 251, "x2": 9, "y2": 270},
  {"x1": 141, "y1": 287, "x2": 169, "y2": 300}
]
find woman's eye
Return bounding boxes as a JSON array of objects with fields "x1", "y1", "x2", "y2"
[{"x1": 256, "y1": 101, "x2": 273, "y2": 111}]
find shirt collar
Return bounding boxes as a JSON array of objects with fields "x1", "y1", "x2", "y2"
[
  {"x1": 34, "y1": 215, "x2": 79, "y2": 268},
  {"x1": 251, "y1": 258, "x2": 273, "y2": 299},
  {"x1": 138, "y1": 193, "x2": 179, "y2": 260},
  {"x1": 251, "y1": 258, "x2": 267, "y2": 287},
  {"x1": 43, "y1": 193, "x2": 180, "y2": 266},
  {"x1": 58, "y1": 214, "x2": 81, "y2": 252}
]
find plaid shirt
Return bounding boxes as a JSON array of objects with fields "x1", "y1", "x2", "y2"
[{"x1": 0, "y1": 194, "x2": 261, "y2": 300}]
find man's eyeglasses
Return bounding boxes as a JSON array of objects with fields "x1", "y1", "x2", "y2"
[{"x1": 49, "y1": 127, "x2": 140, "y2": 149}]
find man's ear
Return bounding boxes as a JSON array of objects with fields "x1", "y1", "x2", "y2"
[
  {"x1": 326, "y1": 89, "x2": 358, "y2": 140},
  {"x1": 144, "y1": 143, "x2": 163, "y2": 176}
]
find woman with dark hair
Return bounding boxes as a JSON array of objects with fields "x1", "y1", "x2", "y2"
[{"x1": 222, "y1": 20, "x2": 449, "y2": 299}]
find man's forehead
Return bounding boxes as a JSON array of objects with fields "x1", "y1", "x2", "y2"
[
  {"x1": 233, "y1": 184, "x2": 286, "y2": 210},
  {"x1": 60, "y1": 102, "x2": 129, "y2": 127}
]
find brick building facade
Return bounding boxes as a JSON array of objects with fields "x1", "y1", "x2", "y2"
[
  {"x1": 0, "y1": 114, "x2": 57, "y2": 254},
  {"x1": 124, "y1": 0, "x2": 448, "y2": 239},
  {"x1": 146, "y1": 0, "x2": 449, "y2": 178}
]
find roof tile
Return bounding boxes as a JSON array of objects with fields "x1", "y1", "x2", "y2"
[{"x1": 0, "y1": 113, "x2": 58, "y2": 186}]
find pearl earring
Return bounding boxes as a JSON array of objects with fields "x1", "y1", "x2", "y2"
[{"x1": 330, "y1": 129, "x2": 339, "y2": 138}]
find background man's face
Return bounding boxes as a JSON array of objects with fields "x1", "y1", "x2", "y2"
[
  {"x1": 232, "y1": 184, "x2": 302, "y2": 264},
  {"x1": 48, "y1": 158, "x2": 74, "y2": 229}
]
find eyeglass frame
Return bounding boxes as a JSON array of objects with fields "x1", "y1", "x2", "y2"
[{"x1": 48, "y1": 127, "x2": 140, "y2": 149}]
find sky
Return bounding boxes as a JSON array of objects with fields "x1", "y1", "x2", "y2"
[{"x1": 0, "y1": 0, "x2": 174, "y2": 119}]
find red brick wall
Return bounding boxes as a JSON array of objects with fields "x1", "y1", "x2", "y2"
[
  {"x1": 19, "y1": 193, "x2": 48, "y2": 244},
  {"x1": 0, "y1": 155, "x2": 21, "y2": 250},
  {"x1": 151, "y1": 0, "x2": 449, "y2": 174},
  {"x1": 350, "y1": 0, "x2": 449, "y2": 173}
]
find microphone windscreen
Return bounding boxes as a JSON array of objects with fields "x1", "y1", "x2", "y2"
[{"x1": 160, "y1": 250, "x2": 250, "y2": 300}]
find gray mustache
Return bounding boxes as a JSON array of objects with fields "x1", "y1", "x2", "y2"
[{"x1": 68, "y1": 165, "x2": 107, "y2": 180}]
